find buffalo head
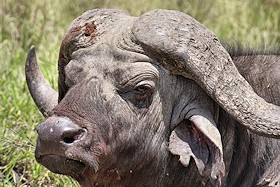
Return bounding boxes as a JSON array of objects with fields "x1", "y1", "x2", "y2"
[{"x1": 26, "y1": 9, "x2": 280, "y2": 186}]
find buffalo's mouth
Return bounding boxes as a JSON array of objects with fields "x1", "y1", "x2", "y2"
[
  {"x1": 35, "y1": 154, "x2": 86, "y2": 177},
  {"x1": 35, "y1": 153, "x2": 103, "y2": 186}
]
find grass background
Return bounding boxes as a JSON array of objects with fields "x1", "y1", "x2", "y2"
[{"x1": 0, "y1": 0, "x2": 279, "y2": 186}]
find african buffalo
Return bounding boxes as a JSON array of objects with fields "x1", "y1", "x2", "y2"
[{"x1": 25, "y1": 9, "x2": 280, "y2": 187}]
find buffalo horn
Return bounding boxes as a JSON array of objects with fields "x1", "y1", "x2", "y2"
[
  {"x1": 25, "y1": 46, "x2": 58, "y2": 116},
  {"x1": 132, "y1": 10, "x2": 280, "y2": 138}
]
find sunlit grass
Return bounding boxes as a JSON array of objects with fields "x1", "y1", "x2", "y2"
[{"x1": 0, "y1": 0, "x2": 279, "y2": 185}]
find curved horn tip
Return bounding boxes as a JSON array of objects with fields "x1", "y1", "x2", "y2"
[
  {"x1": 27, "y1": 45, "x2": 36, "y2": 60},
  {"x1": 29, "y1": 45, "x2": 35, "y2": 52},
  {"x1": 25, "y1": 45, "x2": 38, "y2": 73}
]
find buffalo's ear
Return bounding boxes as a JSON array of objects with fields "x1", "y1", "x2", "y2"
[{"x1": 169, "y1": 115, "x2": 225, "y2": 185}]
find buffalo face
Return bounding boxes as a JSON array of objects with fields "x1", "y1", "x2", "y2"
[{"x1": 33, "y1": 44, "x2": 176, "y2": 185}]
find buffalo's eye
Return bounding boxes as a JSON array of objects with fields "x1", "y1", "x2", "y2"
[
  {"x1": 119, "y1": 80, "x2": 156, "y2": 108},
  {"x1": 133, "y1": 83, "x2": 154, "y2": 100}
]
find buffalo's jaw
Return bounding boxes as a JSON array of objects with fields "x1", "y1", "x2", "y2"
[
  {"x1": 35, "y1": 154, "x2": 86, "y2": 176},
  {"x1": 36, "y1": 154, "x2": 97, "y2": 186},
  {"x1": 35, "y1": 141, "x2": 104, "y2": 183},
  {"x1": 35, "y1": 146, "x2": 104, "y2": 185}
]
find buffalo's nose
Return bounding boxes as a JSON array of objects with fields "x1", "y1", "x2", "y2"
[{"x1": 36, "y1": 117, "x2": 86, "y2": 155}]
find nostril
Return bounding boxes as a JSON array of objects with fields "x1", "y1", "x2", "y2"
[
  {"x1": 63, "y1": 137, "x2": 76, "y2": 144},
  {"x1": 62, "y1": 128, "x2": 87, "y2": 144}
]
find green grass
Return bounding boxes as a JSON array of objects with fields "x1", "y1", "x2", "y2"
[{"x1": 0, "y1": 0, "x2": 279, "y2": 186}]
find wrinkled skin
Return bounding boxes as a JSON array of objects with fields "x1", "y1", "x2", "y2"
[{"x1": 26, "y1": 9, "x2": 280, "y2": 187}]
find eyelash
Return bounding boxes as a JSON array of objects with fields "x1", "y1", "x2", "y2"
[
  {"x1": 133, "y1": 85, "x2": 150, "y2": 99},
  {"x1": 133, "y1": 84, "x2": 154, "y2": 100}
]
